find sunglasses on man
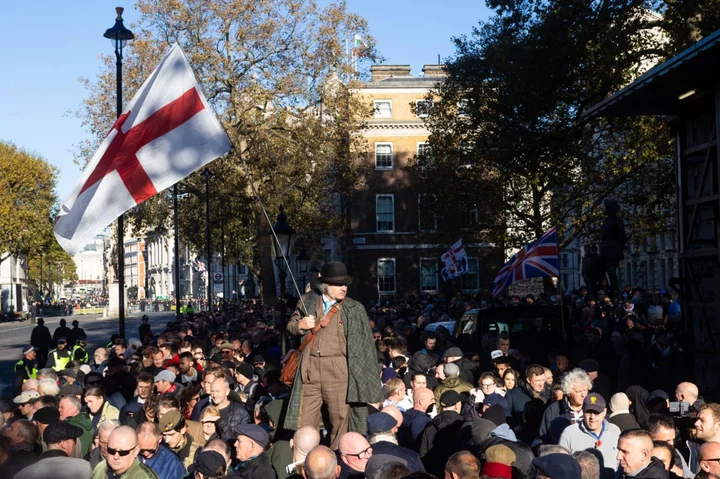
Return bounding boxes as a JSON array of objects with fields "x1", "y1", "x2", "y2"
[{"x1": 108, "y1": 445, "x2": 137, "y2": 457}]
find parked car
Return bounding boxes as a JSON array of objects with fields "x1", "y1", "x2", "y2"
[{"x1": 423, "y1": 320, "x2": 456, "y2": 335}]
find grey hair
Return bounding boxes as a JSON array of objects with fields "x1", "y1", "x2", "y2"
[
  {"x1": 320, "y1": 283, "x2": 330, "y2": 295},
  {"x1": 37, "y1": 378, "x2": 60, "y2": 396},
  {"x1": 37, "y1": 368, "x2": 58, "y2": 381},
  {"x1": 444, "y1": 363, "x2": 460, "y2": 378},
  {"x1": 61, "y1": 395, "x2": 82, "y2": 413},
  {"x1": 98, "y1": 419, "x2": 121, "y2": 435},
  {"x1": 573, "y1": 451, "x2": 601, "y2": 479},
  {"x1": 137, "y1": 421, "x2": 160, "y2": 438},
  {"x1": 14, "y1": 419, "x2": 39, "y2": 445},
  {"x1": 561, "y1": 368, "x2": 593, "y2": 395},
  {"x1": 538, "y1": 444, "x2": 570, "y2": 456}
]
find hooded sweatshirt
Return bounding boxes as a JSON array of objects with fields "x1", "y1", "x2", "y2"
[{"x1": 66, "y1": 412, "x2": 94, "y2": 457}]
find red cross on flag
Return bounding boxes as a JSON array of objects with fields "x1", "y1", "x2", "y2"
[{"x1": 55, "y1": 43, "x2": 232, "y2": 255}]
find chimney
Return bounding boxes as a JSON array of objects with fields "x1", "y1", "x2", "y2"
[
  {"x1": 422, "y1": 64, "x2": 447, "y2": 78},
  {"x1": 370, "y1": 65, "x2": 412, "y2": 81}
]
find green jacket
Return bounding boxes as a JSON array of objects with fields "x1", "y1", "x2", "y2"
[
  {"x1": 92, "y1": 459, "x2": 160, "y2": 479},
  {"x1": 66, "y1": 412, "x2": 94, "y2": 457},
  {"x1": 284, "y1": 293, "x2": 383, "y2": 433}
]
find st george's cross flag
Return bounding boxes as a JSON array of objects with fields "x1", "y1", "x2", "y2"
[
  {"x1": 492, "y1": 226, "x2": 559, "y2": 296},
  {"x1": 440, "y1": 238, "x2": 469, "y2": 281},
  {"x1": 55, "y1": 43, "x2": 232, "y2": 255}
]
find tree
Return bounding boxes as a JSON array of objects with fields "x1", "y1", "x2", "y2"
[
  {"x1": 27, "y1": 239, "x2": 78, "y2": 297},
  {"x1": 74, "y1": 0, "x2": 375, "y2": 301},
  {"x1": 412, "y1": 0, "x2": 676, "y2": 251},
  {"x1": 0, "y1": 142, "x2": 59, "y2": 262}
]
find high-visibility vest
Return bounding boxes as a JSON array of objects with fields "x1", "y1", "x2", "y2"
[
  {"x1": 49, "y1": 349, "x2": 71, "y2": 371},
  {"x1": 15, "y1": 360, "x2": 37, "y2": 382},
  {"x1": 72, "y1": 345, "x2": 88, "y2": 364}
]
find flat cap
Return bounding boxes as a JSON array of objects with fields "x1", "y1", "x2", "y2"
[
  {"x1": 159, "y1": 409, "x2": 185, "y2": 433},
  {"x1": 189, "y1": 451, "x2": 226, "y2": 477},
  {"x1": 59, "y1": 384, "x2": 83, "y2": 397},
  {"x1": 367, "y1": 412, "x2": 398, "y2": 435},
  {"x1": 443, "y1": 347, "x2": 463, "y2": 359},
  {"x1": 154, "y1": 370, "x2": 176, "y2": 383},
  {"x1": 532, "y1": 454, "x2": 581, "y2": 479},
  {"x1": 59, "y1": 368, "x2": 76, "y2": 379},
  {"x1": 439, "y1": 390, "x2": 462, "y2": 407},
  {"x1": 43, "y1": 420, "x2": 84, "y2": 445},
  {"x1": 34, "y1": 407, "x2": 61, "y2": 424},
  {"x1": 231, "y1": 424, "x2": 269, "y2": 448}
]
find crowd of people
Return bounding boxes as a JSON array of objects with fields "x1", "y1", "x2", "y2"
[{"x1": 2, "y1": 260, "x2": 708, "y2": 479}]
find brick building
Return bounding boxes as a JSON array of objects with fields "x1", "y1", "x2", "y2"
[{"x1": 346, "y1": 65, "x2": 501, "y2": 303}]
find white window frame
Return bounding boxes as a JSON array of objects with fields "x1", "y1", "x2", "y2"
[
  {"x1": 419, "y1": 257, "x2": 439, "y2": 293},
  {"x1": 418, "y1": 193, "x2": 438, "y2": 232},
  {"x1": 461, "y1": 257, "x2": 480, "y2": 293},
  {"x1": 376, "y1": 194, "x2": 395, "y2": 233},
  {"x1": 417, "y1": 142, "x2": 434, "y2": 169},
  {"x1": 374, "y1": 100, "x2": 393, "y2": 118},
  {"x1": 461, "y1": 201, "x2": 479, "y2": 229},
  {"x1": 377, "y1": 258, "x2": 397, "y2": 294},
  {"x1": 374, "y1": 142, "x2": 394, "y2": 170},
  {"x1": 415, "y1": 99, "x2": 433, "y2": 118}
]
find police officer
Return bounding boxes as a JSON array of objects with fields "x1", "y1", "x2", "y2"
[
  {"x1": 68, "y1": 319, "x2": 86, "y2": 346},
  {"x1": 53, "y1": 318, "x2": 71, "y2": 342},
  {"x1": 72, "y1": 334, "x2": 89, "y2": 364},
  {"x1": 14, "y1": 345, "x2": 37, "y2": 395},
  {"x1": 46, "y1": 337, "x2": 72, "y2": 372}
]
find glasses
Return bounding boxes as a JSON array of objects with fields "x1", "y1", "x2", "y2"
[
  {"x1": 703, "y1": 459, "x2": 720, "y2": 463},
  {"x1": 107, "y1": 445, "x2": 137, "y2": 457},
  {"x1": 191, "y1": 396, "x2": 200, "y2": 402},
  {"x1": 202, "y1": 420, "x2": 218, "y2": 425},
  {"x1": 343, "y1": 446, "x2": 372, "y2": 459},
  {"x1": 481, "y1": 382, "x2": 496, "y2": 388},
  {"x1": 139, "y1": 445, "x2": 158, "y2": 455}
]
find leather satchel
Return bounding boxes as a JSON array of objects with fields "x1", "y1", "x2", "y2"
[{"x1": 281, "y1": 298, "x2": 345, "y2": 387}]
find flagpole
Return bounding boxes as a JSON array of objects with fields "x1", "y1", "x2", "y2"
[
  {"x1": 556, "y1": 230, "x2": 567, "y2": 341},
  {"x1": 174, "y1": 184, "x2": 181, "y2": 321}
]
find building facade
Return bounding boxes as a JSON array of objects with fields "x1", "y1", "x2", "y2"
[
  {"x1": 347, "y1": 65, "x2": 500, "y2": 303},
  {"x1": 0, "y1": 254, "x2": 28, "y2": 314},
  {"x1": 73, "y1": 234, "x2": 106, "y2": 296}
]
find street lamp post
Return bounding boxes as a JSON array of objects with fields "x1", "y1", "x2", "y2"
[
  {"x1": 201, "y1": 167, "x2": 213, "y2": 311},
  {"x1": 104, "y1": 6, "x2": 134, "y2": 338},
  {"x1": 297, "y1": 248, "x2": 310, "y2": 293},
  {"x1": 40, "y1": 253, "x2": 44, "y2": 302},
  {"x1": 270, "y1": 206, "x2": 295, "y2": 355}
]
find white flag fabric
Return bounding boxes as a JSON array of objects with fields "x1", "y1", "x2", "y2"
[
  {"x1": 55, "y1": 43, "x2": 231, "y2": 255},
  {"x1": 440, "y1": 238, "x2": 469, "y2": 281}
]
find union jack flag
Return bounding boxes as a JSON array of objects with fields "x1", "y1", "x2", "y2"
[{"x1": 492, "y1": 227, "x2": 559, "y2": 296}]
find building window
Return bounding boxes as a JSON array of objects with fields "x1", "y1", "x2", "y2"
[
  {"x1": 461, "y1": 257, "x2": 480, "y2": 292},
  {"x1": 417, "y1": 142, "x2": 434, "y2": 168},
  {"x1": 459, "y1": 142, "x2": 475, "y2": 169},
  {"x1": 375, "y1": 143, "x2": 393, "y2": 170},
  {"x1": 461, "y1": 202, "x2": 479, "y2": 229},
  {"x1": 420, "y1": 258, "x2": 438, "y2": 292},
  {"x1": 374, "y1": 100, "x2": 392, "y2": 118},
  {"x1": 378, "y1": 258, "x2": 396, "y2": 294},
  {"x1": 562, "y1": 254, "x2": 568, "y2": 268},
  {"x1": 418, "y1": 194, "x2": 438, "y2": 232},
  {"x1": 376, "y1": 195, "x2": 395, "y2": 232},
  {"x1": 416, "y1": 100, "x2": 433, "y2": 117}
]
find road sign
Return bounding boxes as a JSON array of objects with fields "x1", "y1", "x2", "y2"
[{"x1": 213, "y1": 272, "x2": 223, "y2": 282}]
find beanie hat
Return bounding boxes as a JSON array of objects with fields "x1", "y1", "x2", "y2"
[
  {"x1": 483, "y1": 404, "x2": 507, "y2": 427},
  {"x1": 609, "y1": 392, "x2": 631, "y2": 415}
]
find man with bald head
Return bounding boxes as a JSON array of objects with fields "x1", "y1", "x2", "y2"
[
  {"x1": 304, "y1": 445, "x2": 340, "y2": 479},
  {"x1": 616, "y1": 429, "x2": 667, "y2": 479},
  {"x1": 287, "y1": 426, "x2": 322, "y2": 476},
  {"x1": 675, "y1": 382, "x2": 699, "y2": 405},
  {"x1": 22, "y1": 379, "x2": 39, "y2": 393},
  {"x1": 338, "y1": 432, "x2": 372, "y2": 478},
  {"x1": 91, "y1": 425, "x2": 157, "y2": 479},
  {"x1": 399, "y1": 387, "x2": 434, "y2": 449},
  {"x1": 699, "y1": 442, "x2": 720, "y2": 479}
]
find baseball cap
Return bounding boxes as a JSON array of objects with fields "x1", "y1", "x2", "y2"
[
  {"x1": 56, "y1": 337, "x2": 68, "y2": 343},
  {"x1": 231, "y1": 424, "x2": 269, "y2": 448},
  {"x1": 34, "y1": 407, "x2": 61, "y2": 424},
  {"x1": 443, "y1": 347, "x2": 463, "y2": 359},
  {"x1": 491, "y1": 350, "x2": 503, "y2": 360},
  {"x1": 43, "y1": 421, "x2": 84, "y2": 445},
  {"x1": 439, "y1": 390, "x2": 462, "y2": 408},
  {"x1": 154, "y1": 370, "x2": 176, "y2": 383},
  {"x1": 532, "y1": 454, "x2": 581, "y2": 479},
  {"x1": 583, "y1": 393, "x2": 606, "y2": 413},
  {"x1": 159, "y1": 410, "x2": 185, "y2": 433},
  {"x1": 188, "y1": 451, "x2": 226, "y2": 476},
  {"x1": 22, "y1": 345, "x2": 35, "y2": 355}
]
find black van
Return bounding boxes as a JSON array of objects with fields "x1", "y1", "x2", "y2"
[{"x1": 455, "y1": 304, "x2": 571, "y2": 363}]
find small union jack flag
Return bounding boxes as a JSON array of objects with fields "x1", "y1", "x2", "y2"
[{"x1": 492, "y1": 227, "x2": 559, "y2": 296}]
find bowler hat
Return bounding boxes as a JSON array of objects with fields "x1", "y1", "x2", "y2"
[{"x1": 318, "y1": 261, "x2": 352, "y2": 286}]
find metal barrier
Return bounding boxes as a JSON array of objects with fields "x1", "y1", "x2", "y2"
[{"x1": 75, "y1": 308, "x2": 106, "y2": 315}]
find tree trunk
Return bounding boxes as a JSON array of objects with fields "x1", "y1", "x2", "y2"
[{"x1": 257, "y1": 209, "x2": 277, "y2": 307}]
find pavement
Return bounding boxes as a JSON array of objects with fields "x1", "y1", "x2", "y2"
[{"x1": 0, "y1": 311, "x2": 176, "y2": 398}]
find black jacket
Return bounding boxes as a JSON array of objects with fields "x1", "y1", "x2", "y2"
[
  {"x1": 617, "y1": 458, "x2": 668, "y2": 479},
  {"x1": 370, "y1": 440, "x2": 425, "y2": 473},
  {"x1": 475, "y1": 435, "x2": 536, "y2": 479},
  {"x1": 53, "y1": 326, "x2": 72, "y2": 342},
  {"x1": 451, "y1": 357, "x2": 479, "y2": 385},
  {"x1": 419, "y1": 410, "x2": 464, "y2": 477},
  {"x1": 30, "y1": 325, "x2": 53, "y2": 350},
  {"x1": 506, "y1": 383, "x2": 550, "y2": 420},
  {"x1": 232, "y1": 450, "x2": 277, "y2": 479},
  {"x1": 608, "y1": 413, "x2": 640, "y2": 432},
  {"x1": 217, "y1": 401, "x2": 251, "y2": 440},
  {"x1": 538, "y1": 398, "x2": 580, "y2": 442}
]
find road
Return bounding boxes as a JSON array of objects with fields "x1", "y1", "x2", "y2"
[{"x1": 0, "y1": 311, "x2": 175, "y2": 398}]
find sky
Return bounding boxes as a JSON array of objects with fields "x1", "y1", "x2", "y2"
[{"x1": 0, "y1": 1, "x2": 491, "y2": 203}]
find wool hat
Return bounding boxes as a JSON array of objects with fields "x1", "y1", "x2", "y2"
[
  {"x1": 532, "y1": 454, "x2": 582, "y2": 479},
  {"x1": 189, "y1": 451, "x2": 226, "y2": 477},
  {"x1": 367, "y1": 412, "x2": 398, "y2": 435},
  {"x1": 43, "y1": 421, "x2": 84, "y2": 445},
  {"x1": 232, "y1": 424, "x2": 269, "y2": 448},
  {"x1": 318, "y1": 261, "x2": 352, "y2": 285},
  {"x1": 483, "y1": 393, "x2": 509, "y2": 415},
  {"x1": 443, "y1": 347, "x2": 463, "y2": 359},
  {"x1": 154, "y1": 370, "x2": 176, "y2": 383},
  {"x1": 252, "y1": 355, "x2": 265, "y2": 365},
  {"x1": 483, "y1": 404, "x2": 507, "y2": 427},
  {"x1": 471, "y1": 418, "x2": 496, "y2": 444},
  {"x1": 209, "y1": 353, "x2": 223, "y2": 365},
  {"x1": 577, "y1": 359, "x2": 599, "y2": 374},
  {"x1": 439, "y1": 390, "x2": 462, "y2": 408},
  {"x1": 583, "y1": 393, "x2": 606, "y2": 413},
  {"x1": 235, "y1": 362, "x2": 254, "y2": 380},
  {"x1": 609, "y1": 392, "x2": 631, "y2": 414},
  {"x1": 34, "y1": 407, "x2": 60, "y2": 424}
]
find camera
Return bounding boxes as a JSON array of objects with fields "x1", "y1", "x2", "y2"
[{"x1": 669, "y1": 401, "x2": 692, "y2": 416}]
